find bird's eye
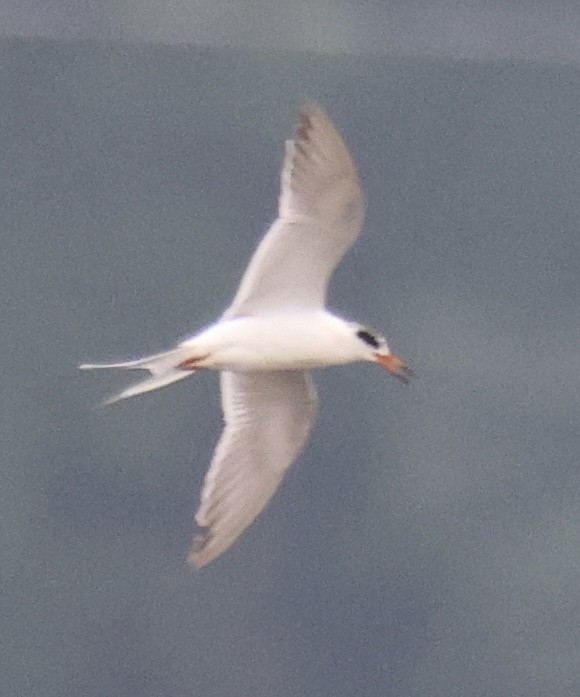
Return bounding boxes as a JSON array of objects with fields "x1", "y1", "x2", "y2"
[{"x1": 356, "y1": 329, "x2": 380, "y2": 348}]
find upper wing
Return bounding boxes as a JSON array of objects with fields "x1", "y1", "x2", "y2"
[
  {"x1": 223, "y1": 104, "x2": 366, "y2": 318},
  {"x1": 188, "y1": 370, "x2": 319, "y2": 567}
]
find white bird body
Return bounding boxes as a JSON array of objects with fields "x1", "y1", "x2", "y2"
[
  {"x1": 179, "y1": 312, "x2": 378, "y2": 372},
  {"x1": 80, "y1": 104, "x2": 411, "y2": 567}
]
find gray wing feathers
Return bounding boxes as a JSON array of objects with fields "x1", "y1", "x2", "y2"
[
  {"x1": 224, "y1": 104, "x2": 365, "y2": 318},
  {"x1": 278, "y1": 104, "x2": 364, "y2": 226},
  {"x1": 188, "y1": 370, "x2": 318, "y2": 567}
]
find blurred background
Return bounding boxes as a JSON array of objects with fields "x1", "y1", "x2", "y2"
[{"x1": 2, "y1": 2, "x2": 580, "y2": 696}]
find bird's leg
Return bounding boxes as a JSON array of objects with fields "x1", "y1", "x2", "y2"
[{"x1": 177, "y1": 354, "x2": 210, "y2": 371}]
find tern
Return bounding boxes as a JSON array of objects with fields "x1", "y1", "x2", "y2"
[{"x1": 80, "y1": 104, "x2": 411, "y2": 567}]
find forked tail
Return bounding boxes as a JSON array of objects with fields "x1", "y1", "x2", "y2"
[{"x1": 79, "y1": 347, "x2": 194, "y2": 405}]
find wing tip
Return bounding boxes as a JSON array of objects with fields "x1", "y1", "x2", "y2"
[
  {"x1": 186, "y1": 529, "x2": 214, "y2": 569},
  {"x1": 295, "y1": 102, "x2": 327, "y2": 143},
  {"x1": 298, "y1": 101, "x2": 326, "y2": 120}
]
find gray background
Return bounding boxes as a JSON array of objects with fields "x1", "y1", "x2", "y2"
[
  {"x1": 2, "y1": 4, "x2": 580, "y2": 695},
  {"x1": 4, "y1": 1, "x2": 580, "y2": 62}
]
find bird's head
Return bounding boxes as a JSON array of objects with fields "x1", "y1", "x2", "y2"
[{"x1": 353, "y1": 324, "x2": 413, "y2": 384}]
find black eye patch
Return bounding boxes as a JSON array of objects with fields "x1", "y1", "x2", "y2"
[{"x1": 356, "y1": 329, "x2": 380, "y2": 348}]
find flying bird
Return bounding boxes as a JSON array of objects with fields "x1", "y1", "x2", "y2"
[{"x1": 80, "y1": 104, "x2": 412, "y2": 567}]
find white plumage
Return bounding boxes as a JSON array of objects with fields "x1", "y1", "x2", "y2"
[{"x1": 80, "y1": 104, "x2": 411, "y2": 567}]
